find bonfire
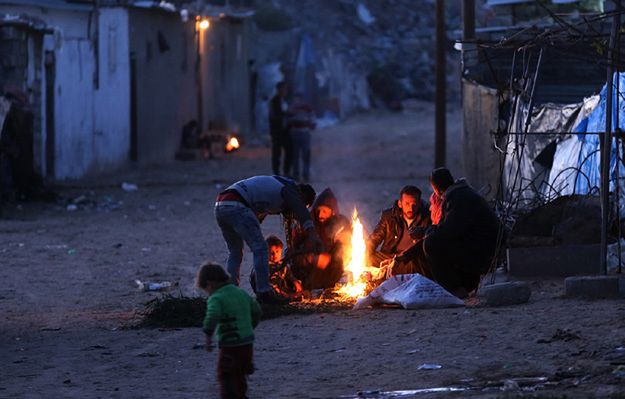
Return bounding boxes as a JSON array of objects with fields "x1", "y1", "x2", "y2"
[{"x1": 335, "y1": 209, "x2": 380, "y2": 300}]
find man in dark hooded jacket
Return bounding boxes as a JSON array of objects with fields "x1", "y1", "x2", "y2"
[
  {"x1": 367, "y1": 185, "x2": 431, "y2": 277},
  {"x1": 290, "y1": 188, "x2": 351, "y2": 289},
  {"x1": 423, "y1": 168, "x2": 501, "y2": 297}
]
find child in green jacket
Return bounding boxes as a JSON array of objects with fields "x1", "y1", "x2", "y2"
[{"x1": 196, "y1": 262, "x2": 262, "y2": 399}]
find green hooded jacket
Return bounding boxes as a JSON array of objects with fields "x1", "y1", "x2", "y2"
[{"x1": 203, "y1": 284, "x2": 262, "y2": 347}]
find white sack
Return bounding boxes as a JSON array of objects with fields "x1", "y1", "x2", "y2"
[{"x1": 353, "y1": 274, "x2": 464, "y2": 310}]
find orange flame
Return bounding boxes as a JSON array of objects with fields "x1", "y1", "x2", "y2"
[
  {"x1": 337, "y1": 209, "x2": 370, "y2": 298},
  {"x1": 225, "y1": 137, "x2": 240, "y2": 152}
]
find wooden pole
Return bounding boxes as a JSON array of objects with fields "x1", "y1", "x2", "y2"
[
  {"x1": 462, "y1": 0, "x2": 475, "y2": 41},
  {"x1": 196, "y1": 21, "x2": 204, "y2": 134},
  {"x1": 601, "y1": 8, "x2": 620, "y2": 274},
  {"x1": 435, "y1": 0, "x2": 446, "y2": 168}
]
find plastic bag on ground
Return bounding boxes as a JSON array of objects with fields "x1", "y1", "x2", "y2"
[{"x1": 354, "y1": 274, "x2": 464, "y2": 310}]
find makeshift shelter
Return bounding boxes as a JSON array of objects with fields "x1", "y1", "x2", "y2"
[
  {"x1": 502, "y1": 72, "x2": 625, "y2": 211},
  {"x1": 0, "y1": 0, "x2": 255, "y2": 179}
]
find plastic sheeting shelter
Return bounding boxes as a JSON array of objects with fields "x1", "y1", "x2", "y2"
[{"x1": 503, "y1": 72, "x2": 625, "y2": 208}]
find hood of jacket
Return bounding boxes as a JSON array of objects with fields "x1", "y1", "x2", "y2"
[{"x1": 312, "y1": 188, "x2": 339, "y2": 216}]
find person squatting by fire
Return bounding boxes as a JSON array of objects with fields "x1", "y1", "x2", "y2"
[
  {"x1": 214, "y1": 175, "x2": 321, "y2": 304},
  {"x1": 289, "y1": 188, "x2": 351, "y2": 290},
  {"x1": 249, "y1": 235, "x2": 303, "y2": 298},
  {"x1": 366, "y1": 185, "x2": 433, "y2": 279},
  {"x1": 213, "y1": 169, "x2": 500, "y2": 303},
  {"x1": 247, "y1": 189, "x2": 352, "y2": 297},
  {"x1": 377, "y1": 168, "x2": 501, "y2": 298}
]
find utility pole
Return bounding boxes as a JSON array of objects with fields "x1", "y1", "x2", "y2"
[
  {"x1": 462, "y1": 0, "x2": 475, "y2": 41},
  {"x1": 196, "y1": 21, "x2": 204, "y2": 134},
  {"x1": 601, "y1": 7, "x2": 620, "y2": 274},
  {"x1": 435, "y1": 0, "x2": 446, "y2": 168}
]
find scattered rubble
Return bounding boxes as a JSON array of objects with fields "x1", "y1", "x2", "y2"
[
  {"x1": 134, "y1": 280, "x2": 174, "y2": 292},
  {"x1": 537, "y1": 328, "x2": 581, "y2": 344},
  {"x1": 57, "y1": 193, "x2": 123, "y2": 213},
  {"x1": 256, "y1": 0, "x2": 473, "y2": 109},
  {"x1": 121, "y1": 182, "x2": 139, "y2": 192}
]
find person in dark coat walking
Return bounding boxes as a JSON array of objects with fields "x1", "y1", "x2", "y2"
[
  {"x1": 366, "y1": 185, "x2": 432, "y2": 277},
  {"x1": 268, "y1": 82, "x2": 292, "y2": 176},
  {"x1": 423, "y1": 168, "x2": 501, "y2": 298}
]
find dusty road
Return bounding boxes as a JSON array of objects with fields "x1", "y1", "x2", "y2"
[{"x1": 1, "y1": 102, "x2": 625, "y2": 398}]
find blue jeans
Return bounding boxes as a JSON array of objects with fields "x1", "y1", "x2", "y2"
[
  {"x1": 214, "y1": 204, "x2": 270, "y2": 293},
  {"x1": 291, "y1": 130, "x2": 311, "y2": 181}
]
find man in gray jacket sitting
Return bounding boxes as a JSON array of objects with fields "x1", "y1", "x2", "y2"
[{"x1": 214, "y1": 175, "x2": 320, "y2": 303}]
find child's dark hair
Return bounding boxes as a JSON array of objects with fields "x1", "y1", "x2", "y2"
[
  {"x1": 196, "y1": 262, "x2": 230, "y2": 290},
  {"x1": 266, "y1": 235, "x2": 284, "y2": 248}
]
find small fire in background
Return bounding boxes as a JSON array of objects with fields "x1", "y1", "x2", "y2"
[
  {"x1": 225, "y1": 136, "x2": 240, "y2": 153},
  {"x1": 337, "y1": 208, "x2": 372, "y2": 299}
]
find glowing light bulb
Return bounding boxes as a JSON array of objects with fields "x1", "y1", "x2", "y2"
[{"x1": 199, "y1": 19, "x2": 210, "y2": 30}]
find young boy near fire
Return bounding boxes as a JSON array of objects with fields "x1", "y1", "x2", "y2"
[
  {"x1": 196, "y1": 262, "x2": 262, "y2": 399},
  {"x1": 250, "y1": 235, "x2": 303, "y2": 298}
]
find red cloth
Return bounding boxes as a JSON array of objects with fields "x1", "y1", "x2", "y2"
[
  {"x1": 429, "y1": 192, "x2": 443, "y2": 225},
  {"x1": 216, "y1": 190, "x2": 246, "y2": 204},
  {"x1": 217, "y1": 344, "x2": 254, "y2": 399}
]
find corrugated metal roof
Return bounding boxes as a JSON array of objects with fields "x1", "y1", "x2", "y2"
[
  {"x1": 487, "y1": 0, "x2": 536, "y2": 4},
  {"x1": 0, "y1": 0, "x2": 93, "y2": 11},
  {"x1": 0, "y1": 13, "x2": 51, "y2": 31},
  {"x1": 200, "y1": 6, "x2": 254, "y2": 19},
  {"x1": 487, "y1": 0, "x2": 579, "y2": 4},
  {"x1": 0, "y1": 0, "x2": 255, "y2": 18},
  {"x1": 131, "y1": 1, "x2": 177, "y2": 13}
]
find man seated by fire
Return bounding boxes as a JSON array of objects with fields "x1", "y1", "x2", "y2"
[
  {"x1": 214, "y1": 175, "x2": 322, "y2": 303},
  {"x1": 289, "y1": 188, "x2": 352, "y2": 290},
  {"x1": 420, "y1": 167, "x2": 501, "y2": 298},
  {"x1": 366, "y1": 185, "x2": 432, "y2": 278},
  {"x1": 250, "y1": 235, "x2": 303, "y2": 298}
]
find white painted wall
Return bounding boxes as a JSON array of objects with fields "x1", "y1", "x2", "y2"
[
  {"x1": 53, "y1": 35, "x2": 96, "y2": 178},
  {"x1": 94, "y1": 7, "x2": 130, "y2": 175},
  {"x1": 128, "y1": 9, "x2": 196, "y2": 165},
  {"x1": 0, "y1": 4, "x2": 131, "y2": 179}
]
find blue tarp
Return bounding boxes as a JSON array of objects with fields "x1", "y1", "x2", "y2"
[
  {"x1": 573, "y1": 72, "x2": 625, "y2": 194},
  {"x1": 503, "y1": 73, "x2": 625, "y2": 206}
]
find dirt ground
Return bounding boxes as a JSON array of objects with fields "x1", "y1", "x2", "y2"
[{"x1": 2, "y1": 101, "x2": 625, "y2": 399}]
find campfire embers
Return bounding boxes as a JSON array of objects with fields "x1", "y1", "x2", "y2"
[
  {"x1": 225, "y1": 136, "x2": 240, "y2": 153},
  {"x1": 337, "y1": 209, "x2": 377, "y2": 299}
]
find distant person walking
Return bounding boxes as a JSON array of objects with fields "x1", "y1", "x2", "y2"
[
  {"x1": 288, "y1": 93, "x2": 316, "y2": 182},
  {"x1": 269, "y1": 82, "x2": 292, "y2": 176}
]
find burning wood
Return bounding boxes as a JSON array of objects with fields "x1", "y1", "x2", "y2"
[
  {"x1": 335, "y1": 209, "x2": 379, "y2": 299},
  {"x1": 225, "y1": 136, "x2": 240, "y2": 152}
]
